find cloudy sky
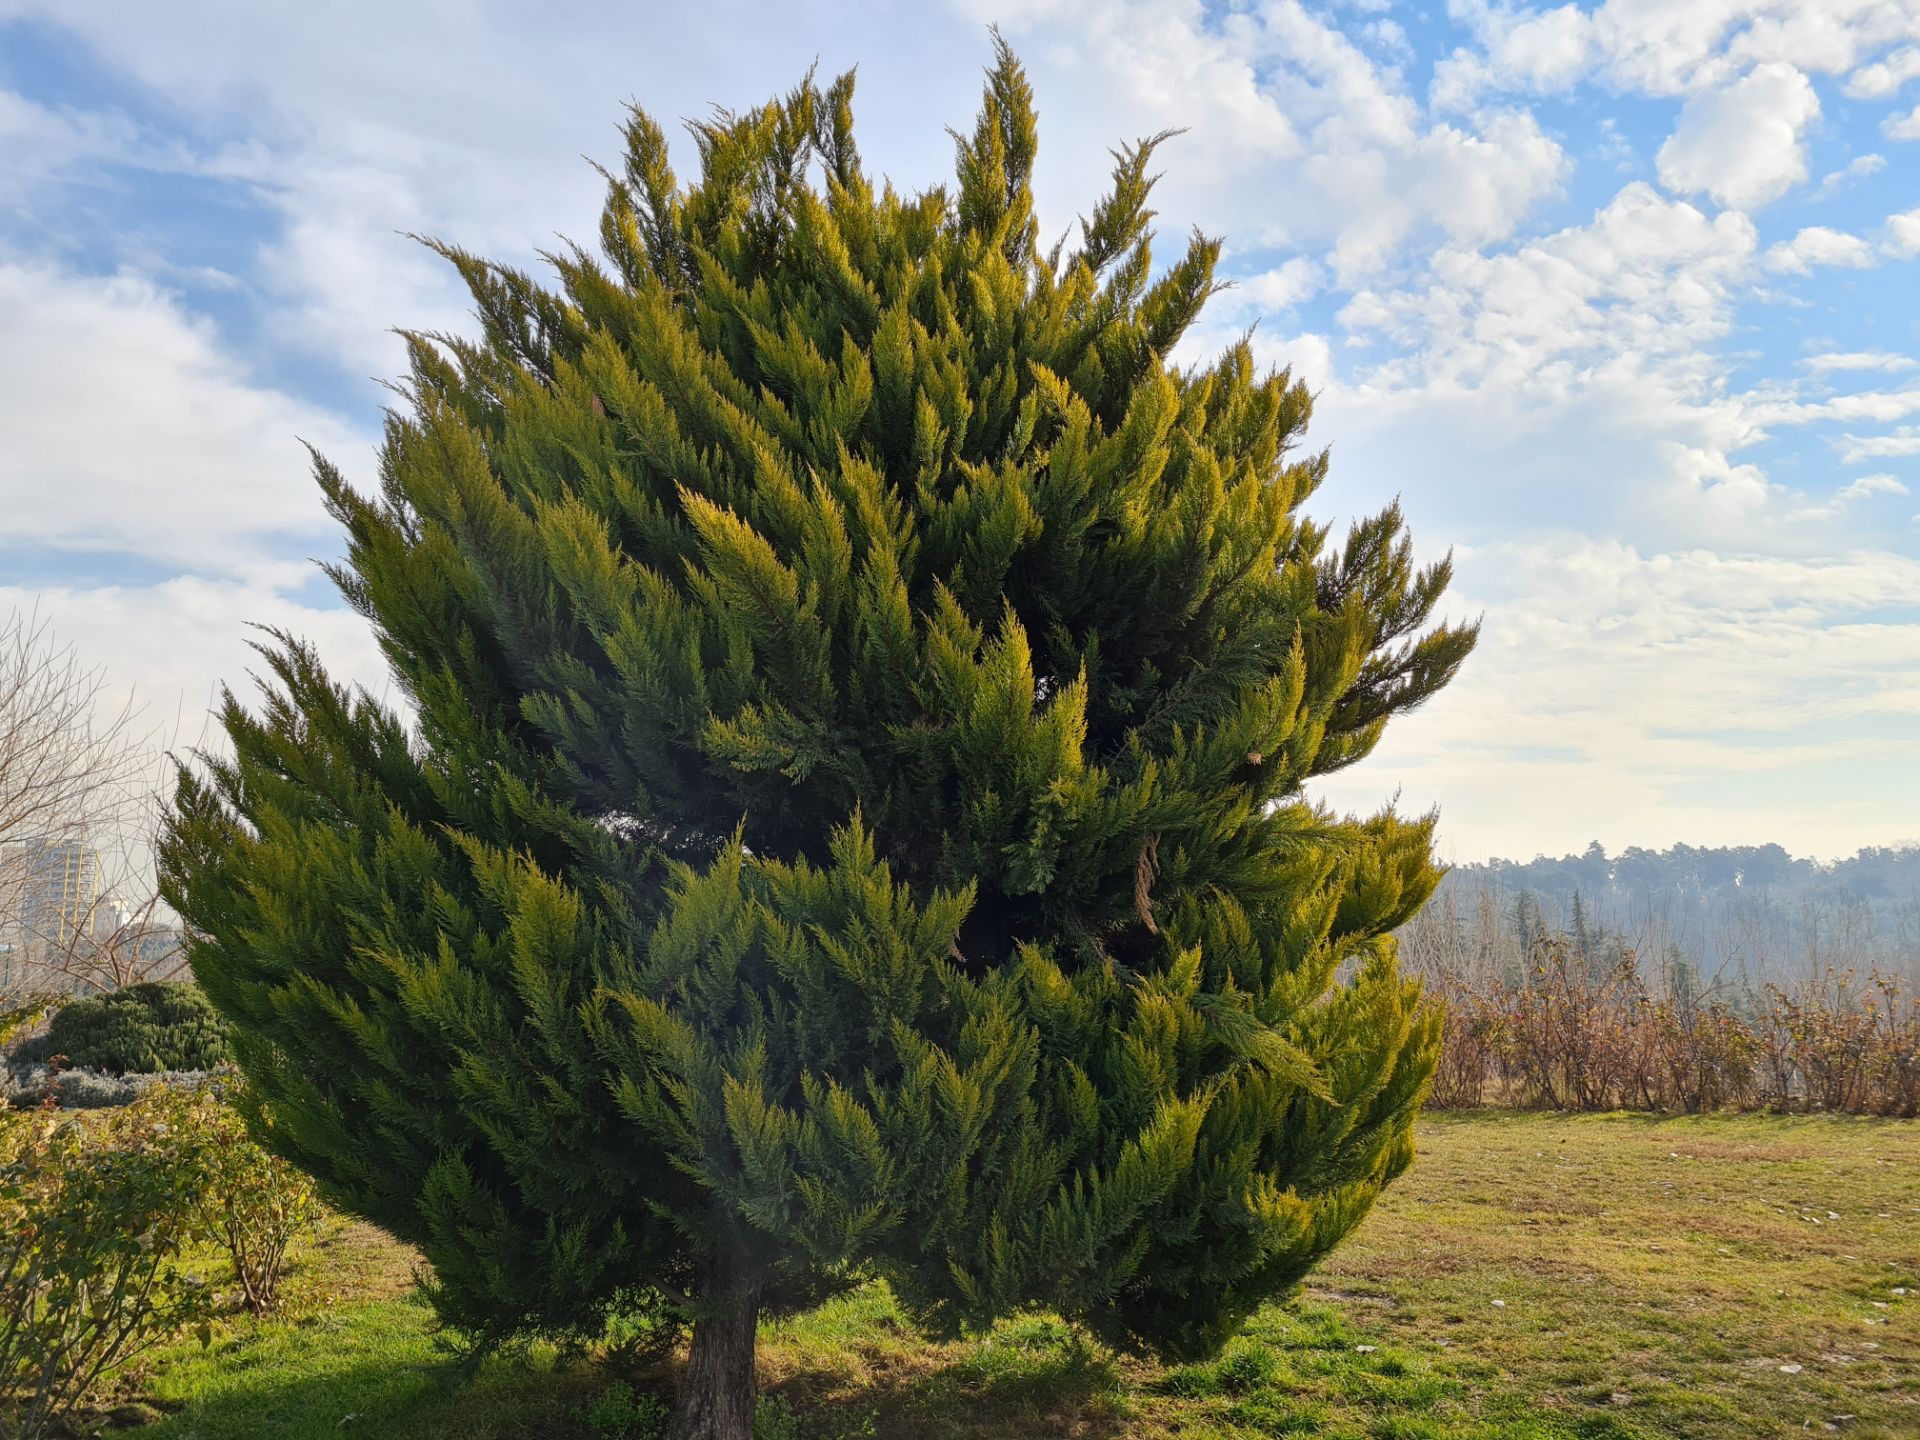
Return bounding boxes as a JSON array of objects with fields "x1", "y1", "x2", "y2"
[{"x1": 3, "y1": 0, "x2": 1918, "y2": 865}]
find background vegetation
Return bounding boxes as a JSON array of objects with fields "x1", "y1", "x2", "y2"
[
  {"x1": 2, "y1": 1081, "x2": 316, "y2": 1438},
  {"x1": 1410, "y1": 916, "x2": 1920, "y2": 1117},
  {"x1": 10, "y1": 981, "x2": 230, "y2": 1075}
]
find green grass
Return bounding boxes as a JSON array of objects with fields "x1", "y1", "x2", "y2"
[{"x1": 114, "y1": 1112, "x2": 1920, "y2": 1439}]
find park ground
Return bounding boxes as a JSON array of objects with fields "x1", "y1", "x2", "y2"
[{"x1": 111, "y1": 1111, "x2": 1919, "y2": 1440}]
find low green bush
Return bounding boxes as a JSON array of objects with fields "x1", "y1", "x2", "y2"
[
  {"x1": 752, "y1": 1393, "x2": 802, "y2": 1440},
  {"x1": 16, "y1": 982, "x2": 231, "y2": 1075},
  {"x1": 583, "y1": 1379, "x2": 670, "y2": 1438},
  {"x1": 0, "y1": 1096, "x2": 214, "y2": 1439},
  {"x1": 167, "y1": 1083, "x2": 320, "y2": 1315}
]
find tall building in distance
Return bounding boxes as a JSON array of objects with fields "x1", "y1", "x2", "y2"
[
  {"x1": 20, "y1": 834, "x2": 102, "y2": 953},
  {"x1": 1, "y1": 830, "x2": 183, "y2": 996},
  {"x1": 2, "y1": 832, "x2": 104, "y2": 994}
]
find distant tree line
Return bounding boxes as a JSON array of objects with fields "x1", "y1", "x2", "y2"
[{"x1": 1413, "y1": 841, "x2": 1920, "y2": 990}]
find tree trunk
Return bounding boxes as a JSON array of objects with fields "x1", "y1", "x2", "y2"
[{"x1": 667, "y1": 1256, "x2": 762, "y2": 1440}]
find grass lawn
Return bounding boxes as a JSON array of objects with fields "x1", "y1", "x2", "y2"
[{"x1": 115, "y1": 1111, "x2": 1920, "y2": 1439}]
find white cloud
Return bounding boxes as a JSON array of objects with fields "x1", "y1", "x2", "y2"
[
  {"x1": 1884, "y1": 103, "x2": 1920, "y2": 140},
  {"x1": 1228, "y1": 257, "x2": 1326, "y2": 311},
  {"x1": 1337, "y1": 182, "x2": 1757, "y2": 397},
  {"x1": 1312, "y1": 108, "x2": 1568, "y2": 280},
  {"x1": 0, "y1": 89, "x2": 146, "y2": 204},
  {"x1": 1315, "y1": 538, "x2": 1920, "y2": 857},
  {"x1": 1844, "y1": 44, "x2": 1920, "y2": 97},
  {"x1": 1300, "y1": 163, "x2": 1920, "y2": 566},
  {"x1": 0, "y1": 261, "x2": 365, "y2": 584},
  {"x1": 982, "y1": 0, "x2": 1568, "y2": 281},
  {"x1": 1450, "y1": 2, "x2": 1920, "y2": 100},
  {"x1": 1887, "y1": 208, "x2": 1920, "y2": 257},
  {"x1": 235, "y1": 156, "x2": 480, "y2": 382},
  {"x1": 1803, "y1": 351, "x2": 1918, "y2": 373},
  {"x1": 1484, "y1": 3, "x2": 1598, "y2": 89},
  {"x1": 1431, "y1": 3, "x2": 1596, "y2": 110},
  {"x1": 1359, "y1": 18, "x2": 1413, "y2": 61},
  {"x1": 1429, "y1": 50, "x2": 1494, "y2": 113},
  {"x1": 1838, "y1": 473, "x2": 1909, "y2": 501},
  {"x1": 0, "y1": 579, "x2": 387, "y2": 743},
  {"x1": 0, "y1": 2, "x2": 991, "y2": 382},
  {"x1": 1789, "y1": 471, "x2": 1912, "y2": 522},
  {"x1": 0, "y1": 0, "x2": 1575, "y2": 373},
  {"x1": 1656, "y1": 62, "x2": 1819, "y2": 210},
  {"x1": 1815, "y1": 153, "x2": 1886, "y2": 193},
  {"x1": 1763, "y1": 225, "x2": 1877, "y2": 274},
  {"x1": 1748, "y1": 388, "x2": 1920, "y2": 426},
  {"x1": 1840, "y1": 426, "x2": 1920, "y2": 463},
  {"x1": 1714, "y1": 5, "x2": 1920, "y2": 85}
]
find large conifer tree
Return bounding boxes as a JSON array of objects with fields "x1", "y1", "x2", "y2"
[{"x1": 161, "y1": 42, "x2": 1475, "y2": 1440}]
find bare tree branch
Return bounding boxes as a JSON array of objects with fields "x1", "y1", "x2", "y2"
[{"x1": 0, "y1": 606, "x2": 183, "y2": 1000}]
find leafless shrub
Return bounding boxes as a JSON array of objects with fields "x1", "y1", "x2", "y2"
[{"x1": 1422, "y1": 941, "x2": 1919, "y2": 1117}]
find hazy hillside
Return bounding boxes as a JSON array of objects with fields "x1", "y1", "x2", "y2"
[{"x1": 1411, "y1": 842, "x2": 1920, "y2": 987}]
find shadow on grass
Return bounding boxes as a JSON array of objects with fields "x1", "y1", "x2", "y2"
[
  {"x1": 128, "y1": 1311, "x2": 1128, "y2": 1440},
  {"x1": 123, "y1": 1303, "x2": 599, "y2": 1440},
  {"x1": 126, "y1": 1367, "x2": 598, "y2": 1440},
  {"x1": 124, "y1": 1299, "x2": 1660, "y2": 1440},
  {"x1": 769, "y1": 1316, "x2": 1131, "y2": 1440}
]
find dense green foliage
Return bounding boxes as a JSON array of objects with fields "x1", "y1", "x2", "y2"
[
  {"x1": 15, "y1": 983, "x2": 232, "y2": 1075},
  {"x1": 159, "y1": 40, "x2": 1472, "y2": 1375}
]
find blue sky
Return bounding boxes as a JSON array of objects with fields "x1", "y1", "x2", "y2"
[{"x1": 2, "y1": 0, "x2": 1918, "y2": 863}]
